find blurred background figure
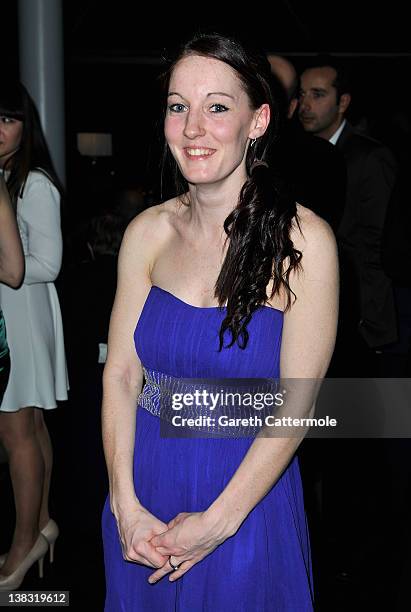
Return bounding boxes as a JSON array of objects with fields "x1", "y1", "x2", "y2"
[
  {"x1": 298, "y1": 57, "x2": 407, "y2": 606},
  {"x1": 268, "y1": 54, "x2": 346, "y2": 234},
  {"x1": 299, "y1": 57, "x2": 398, "y2": 376},
  {"x1": 65, "y1": 211, "x2": 126, "y2": 370},
  {"x1": 0, "y1": 81, "x2": 68, "y2": 591},
  {"x1": 267, "y1": 54, "x2": 299, "y2": 118},
  {"x1": 64, "y1": 179, "x2": 151, "y2": 269},
  {"x1": 113, "y1": 184, "x2": 147, "y2": 225},
  {"x1": 62, "y1": 210, "x2": 126, "y2": 538},
  {"x1": 269, "y1": 54, "x2": 347, "y2": 600}
]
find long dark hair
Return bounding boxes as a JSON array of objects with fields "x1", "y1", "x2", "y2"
[
  {"x1": 161, "y1": 33, "x2": 302, "y2": 350},
  {"x1": 0, "y1": 80, "x2": 63, "y2": 204}
]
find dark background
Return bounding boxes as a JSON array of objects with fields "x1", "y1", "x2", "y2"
[{"x1": 3, "y1": 1, "x2": 411, "y2": 205}]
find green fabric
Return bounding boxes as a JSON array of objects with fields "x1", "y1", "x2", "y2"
[
  {"x1": 0, "y1": 309, "x2": 9, "y2": 363},
  {"x1": 0, "y1": 310, "x2": 10, "y2": 401}
]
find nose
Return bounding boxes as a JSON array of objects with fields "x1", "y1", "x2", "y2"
[
  {"x1": 183, "y1": 108, "x2": 205, "y2": 140},
  {"x1": 299, "y1": 96, "x2": 311, "y2": 113}
]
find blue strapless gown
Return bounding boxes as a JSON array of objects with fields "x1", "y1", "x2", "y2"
[{"x1": 102, "y1": 286, "x2": 313, "y2": 611}]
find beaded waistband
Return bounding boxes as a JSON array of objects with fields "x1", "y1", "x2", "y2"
[{"x1": 137, "y1": 367, "x2": 280, "y2": 438}]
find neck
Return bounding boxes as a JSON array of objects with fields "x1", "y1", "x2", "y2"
[
  {"x1": 185, "y1": 165, "x2": 248, "y2": 239},
  {"x1": 317, "y1": 117, "x2": 344, "y2": 141}
]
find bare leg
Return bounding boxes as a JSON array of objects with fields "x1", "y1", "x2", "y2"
[
  {"x1": 0, "y1": 407, "x2": 44, "y2": 576},
  {"x1": 33, "y1": 409, "x2": 53, "y2": 530}
]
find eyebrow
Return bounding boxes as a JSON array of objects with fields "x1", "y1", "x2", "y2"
[
  {"x1": 167, "y1": 91, "x2": 235, "y2": 100},
  {"x1": 308, "y1": 87, "x2": 328, "y2": 94},
  {"x1": 206, "y1": 92, "x2": 235, "y2": 99}
]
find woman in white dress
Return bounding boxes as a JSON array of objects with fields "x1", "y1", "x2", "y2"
[{"x1": 0, "y1": 82, "x2": 68, "y2": 590}]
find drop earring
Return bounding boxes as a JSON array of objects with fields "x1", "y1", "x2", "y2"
[{"x1": 250, "y1": 138, "x2": 257, "y2": 148}]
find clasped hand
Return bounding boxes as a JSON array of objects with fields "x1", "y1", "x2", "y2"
[
  {"x1": 148, "y1": 511, "x2": 228, "y2": 583},
  {"x1": 117, "y1": 505, "x2": 231, "y2": 583}
]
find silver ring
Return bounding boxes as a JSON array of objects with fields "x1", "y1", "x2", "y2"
[{"x1": 168, "y1": 556, "x2": 181, "y2": 571}]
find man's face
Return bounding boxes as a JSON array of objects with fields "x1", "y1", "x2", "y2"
[{"x1": 298, "y1": 67, "x2": 346, "y2": 140}]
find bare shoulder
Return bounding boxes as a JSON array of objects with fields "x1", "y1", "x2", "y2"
[
  {"x1": 290, "y1": 204, "x2": 338, "y2": 280},
  {"x1": 121, "y1": 198, "x2": 180, "y2": 258},
  {"x1": 124, "y1": 199, "x2": 177, "y2": 240},
  {"x1": 293, "y1": 204, "x2": 337, "y2": 273},
  {"x1": 281, "y1": 205, "x2": 339, "y2": 378}
]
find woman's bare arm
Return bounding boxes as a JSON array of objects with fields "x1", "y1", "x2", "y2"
[
  {"x1": 204, "y1": 210, "x2": 339, "y2": 536},
  {"x1": 0, "y1": 175, "x2": 24, "y2": 287},
  {"x1": 102, "y1": 213, "x2": 153, "y2": 517},
  {"x1": 102, "y1": 206, "x2": 175, "y2": 569}
]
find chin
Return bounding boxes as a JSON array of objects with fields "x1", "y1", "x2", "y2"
[
  {"x1": 179, "y1": 167, "x2": 219, "y2": 185},
  {"x1": 301, "y1": 123, "x2": 316, "y2": 132},
  {"x1": 185, "y1": 176, "x2": 218, "y2": 186}
]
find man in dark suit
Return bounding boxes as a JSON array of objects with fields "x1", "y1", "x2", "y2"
[
  {"x1": 268, "y1": 55, "x2": 346, "y2": 235},
  {"x1": 298, "y1": 59, "x2": 401, "y2": 602},
  {"x1": 299, "y1": 60, "x2": 398, "y2": 375},
  {"x1": 269, "y1": 56, "x2": 348, "y2": 600}
]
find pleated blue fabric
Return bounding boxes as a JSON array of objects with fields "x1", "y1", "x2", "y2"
[{"x1": 102, "y1": 286, "x2": 313, "y2": 611}]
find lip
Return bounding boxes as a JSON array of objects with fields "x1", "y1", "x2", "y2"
[
  {"x1": 299, "y1": 116, "x2": 315, "y2": 122},
  {"x1": 183, "y1": 147, "x2": 217, "y2": 160}
]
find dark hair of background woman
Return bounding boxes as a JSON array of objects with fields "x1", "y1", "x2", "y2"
[
  {"x1": 160, "y1": 32, "x2": 302, "y2": 350},
  {"x1": 0, "y1": 80, "x2": 63, "y2": 204}
]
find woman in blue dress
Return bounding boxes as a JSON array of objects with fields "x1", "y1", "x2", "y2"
[{"x1": 102, "y1": 33, "x2": 338, "y2": 611}]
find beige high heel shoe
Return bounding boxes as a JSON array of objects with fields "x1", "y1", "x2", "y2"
[
  {"x1": 0, "y1": 534, "x2": 48, "y2": 591},
  {"x1": 40, "y1": 519, "x2": 59, "y2": 564},
  {"x1": 0, "y1": 519, "x2": 59, "y2": 568}
]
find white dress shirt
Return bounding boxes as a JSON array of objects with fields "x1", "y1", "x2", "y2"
[{"x1": 329, "y1": 119, "x2": 346, "y2": 145}]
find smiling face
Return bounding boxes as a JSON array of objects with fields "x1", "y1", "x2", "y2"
[
  {"x1": 164, "y1": 54, "x2": 269, "y2": 187},
  {"x1": 0, "y1": 115, "x2": 23, "y2": 168}
]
